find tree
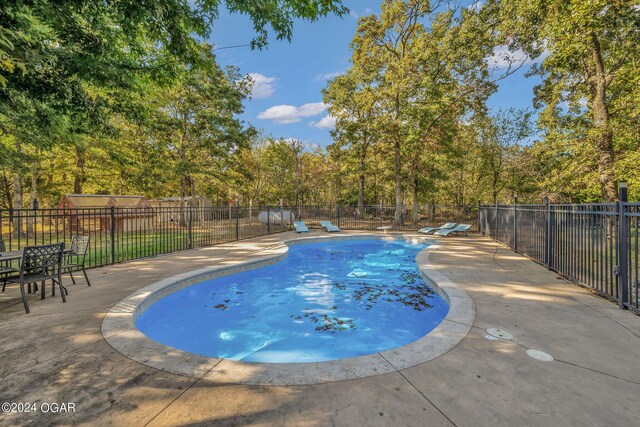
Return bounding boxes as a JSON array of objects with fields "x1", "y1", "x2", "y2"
[
  {"x1": 0, "y1": 0, "x2": 347, "y2": 209},
  {"x1": 145, "y1": 45, "x2": 254, "y2": 221},
  {"x1": 500, "y1": 0, "x2": 640, "y2": 201},
  {"x1": 339, "y1": 0, "x2": 503, "y2": 224},
  {"x1": 478, "y1": 108, "x2": 534, "y2": 203},
  {"x1": 323, "y1": 70, "x2": 378, "y2": 217}
]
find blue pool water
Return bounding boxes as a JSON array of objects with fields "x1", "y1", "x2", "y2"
[{"x1": 135, "y1": 238, "x2": 449, "y2": 363}]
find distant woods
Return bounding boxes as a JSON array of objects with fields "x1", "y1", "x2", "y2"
[
  {"x1": 322, "y1": 0, "x2": 639, "y2": 219},
  {"x1": 1, "y1": 1, "x2": 638, "y2": 214}
]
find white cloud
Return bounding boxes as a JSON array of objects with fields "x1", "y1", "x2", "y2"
[
  {"x1": 486, "y1": 45, "x2": 546, "y2": 69},
  {"x1": 258, "y1": 102, "x2": 328, "y2": 124},
  {"x1": 309, "y1": 115, "x2": 337, "y2": 129},
  {"x1": 465, "y1": 1, "x2": 485, "y2": 12},
  {"x1": 314, "y1": 71, "x2": 344, "y2": 81},
  {"x1": 248, "y1": 73, "x2": 276, "y2": 99},
  {"x1": 559, "y1": 97, "x2": 589, "y2": 111}
]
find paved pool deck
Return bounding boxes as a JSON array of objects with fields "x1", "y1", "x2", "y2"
[{"x1": 1, "y1": 232, "x2": 639, "y2": 426}]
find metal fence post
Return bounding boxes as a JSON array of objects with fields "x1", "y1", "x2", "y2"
[
  {"x1": 337, "y1": 205, "x2": 341, "y2": 229},
  {"x1": 267, "y1": 206, "x2": 271, "y2": 234},
  {"x1": 618, "y1": 181, "x2": 629, "y2": 309},
  {"x1": 110, "y1": 206, "x2": 115, "y2": 264},
  {"x1": 494, "y1": 202, "x2": 499, "y2": 240},
  {"x1": 478, "y1": 200, "x2": 482, "y2": 236},
  {"x1": 513, "y1": 195, "x2": 518, "y2": 252},
  {"x1": 544, "y1": 196, "x2": 550, "y2": 269},
  {"x1": 235, "y1": 205, "x2": 240, "y2": 241},
  {"x1": 188, "y1": 205, "x2": 193, "y2": 249}
]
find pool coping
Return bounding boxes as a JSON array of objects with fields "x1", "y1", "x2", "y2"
[{"x1": 101, "y1": 233, "x2": 475, "y2": 385}]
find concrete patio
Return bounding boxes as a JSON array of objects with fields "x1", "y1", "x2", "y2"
[{"x1": 1, "y1": 232, "x2": 639, "y2": 426}]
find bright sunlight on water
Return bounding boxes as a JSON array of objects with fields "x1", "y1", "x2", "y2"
[{"x1": 135, "y1": 238, "x2": 448, "y2": 363}]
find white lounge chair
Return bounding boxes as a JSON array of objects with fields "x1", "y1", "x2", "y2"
[
  {"x1": 320, "y1": 221, "x2": 341, "y2": 232},
  {"x1": 434, "y1": 224, "x2": 471, "y2": 237},
  {"x1": 293, "y1": 221, "x2": 309, "y2": 233},
  {"x1": 418, "y1": 223, "x2": 457, "y2": 235}
]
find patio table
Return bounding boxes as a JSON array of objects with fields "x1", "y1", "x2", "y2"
[
  {"x1": 0, "y1": 250, "x2": 23, "y2": 262},
  {"x1": 0, "y1": 248, "x2": 71, "y2": 298},
  {"x1": 0, "y1": 249, "x2": 72, "y2": 261}
]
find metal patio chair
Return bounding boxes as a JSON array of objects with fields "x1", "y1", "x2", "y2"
[
  {"x1": 1, "y1": 238, "x2": 20, "y2": 292},
  {"x1": 4, "y1": 243, "x2": 66, "y2": 313},
  {"x1": 61, "y1": 236, "x2": 91, "y2": 286}
]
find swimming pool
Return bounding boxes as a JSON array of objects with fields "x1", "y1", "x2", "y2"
[{"x1": 135, "y1": 238, "x2": 449, "y2": 363}]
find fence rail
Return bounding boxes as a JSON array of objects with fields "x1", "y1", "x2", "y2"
[
  {"x1": 0, "y1": 204, "x2": 476, "y2": 269},
  {"x1": 479, "y1": 201, "x2": 640, "y2": 314}
]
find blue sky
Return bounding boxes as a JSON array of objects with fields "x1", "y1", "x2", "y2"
[{"x1": 210, "y1": 1, "x2": 542, "y2": 148}]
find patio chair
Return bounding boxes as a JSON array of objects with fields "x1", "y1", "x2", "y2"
[
  {"x1": 293, "y1": 221, "x2": 309, "y2": 233},
  {"x1": 434, "y1": 224, "x2": 471, "y2": 237},
  {"x1": 1, "y1": 239, "x2": 20, "y2": 292},
  {"x1": 4, "y1": 243, "x2": 66, "y2": 314},
  {"x1": 320, "y1": 221, "x2": 341, "y2": 232},
  {"x1": 417, "y1": 223, "x2": 457, "y2": 235},
  {"x1": 61, "y1": 236, "x2": 91, "y2": 286}
]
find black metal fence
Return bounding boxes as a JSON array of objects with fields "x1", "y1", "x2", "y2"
[
  {"x1": 479, "y1": 200, "x2": 640, "y2": 314},
  {"x1": 294, "y1": 204, "x2": 477, "y2": 232},
  {"x1": 0, "y1": 204, "x2": 477, "y2": 268}
]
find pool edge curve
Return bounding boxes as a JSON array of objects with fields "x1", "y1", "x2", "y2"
[{"x1": 101, "y1": 233, "x2": 475, "y2": 385}]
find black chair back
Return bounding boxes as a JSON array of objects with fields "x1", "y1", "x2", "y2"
[
  {"x1": 22, "y1": 243, "x2": 64, "y2": 275},
  {"x1": 0, "y1": 238, "x2": 5, "y2": 252}
]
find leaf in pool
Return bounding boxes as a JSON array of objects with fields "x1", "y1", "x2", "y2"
[
  {"x1": 332, "y1": 281, "x2": 346, "y2": 290},
  {"x1": 213, "y1": 303, "x2": 228, "y2": 311},
  {"x1": 224, "y1": 300, "x2": 230, "y2": 303},
  {"x1": 315, "y1": 315, "x2": 357, "y2": 332},
  {"x1": 329, "y1": 305, "x2": 337, "y2": 310}
]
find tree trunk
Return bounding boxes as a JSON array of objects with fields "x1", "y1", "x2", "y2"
[
  {"x1": 1, "y1": 172, "x2": 12, "y2": 210},
  {"x1": 12, "y1": 141, "x2": 23, "y2": 238},
  {"x1": 73, "y1": 147, "x2": 86, "y2": 194},
  {"x1": 394, "y1": 139, "x2": 403, "y2": 226},
  {"x1": 27, "y1": 158, "x2": 38, "y2": 234},
  {"x1": 412, "y1": 177, "x2": 419, "y2": 226},
  {"x1": 189, "y1": 176, "x2": 202, "y2": 223},
  {"x1": 179, "y1": 176, "x2": 187, "y2": 227},
  {"x1": 356, "y1": 138, "x2": 369, "y2": 219},
  {"x1": 492, "y1": 171, "x2": 499, "y2": 204},
  {"x1": 357, "y1": 172, "x2": 365, "y2": 219},
  {"x1": 590, "y1": 33, "x2": 617, "y2": 202}
]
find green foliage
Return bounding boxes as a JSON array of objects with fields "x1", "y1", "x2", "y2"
[
  {"x1": 1, "y1": 0, "x2": 639, "y2": 209},
  {"x1": 500, "y1": 0, "x2": 640, "y2": 200},
  {"x1": 0, "y1": 0, "x2": 345, "y2": 208},
  {"x1": 323, "y1": 0, "x2": 506, "y2": 218}
]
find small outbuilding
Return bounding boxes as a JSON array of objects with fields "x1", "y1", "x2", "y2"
[
  {"x1": 150, "y1": 196, "x2": 214, "y2": 222},
  {"x1": 57, "y1": 194, "x2": 156, "y2": 233}
]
